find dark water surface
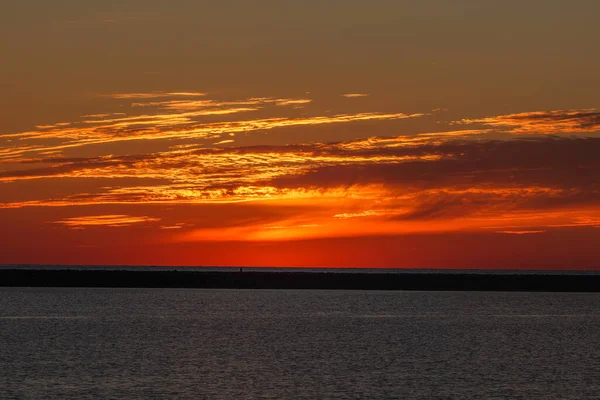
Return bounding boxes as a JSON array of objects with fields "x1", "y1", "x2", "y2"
[{"x1": 1, "y1": 288, "x2": 599, "y2": 399}]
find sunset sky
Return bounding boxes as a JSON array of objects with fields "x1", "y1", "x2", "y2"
[{"x1": 1, "y1": 1, "x2": 599, "y2": 268}]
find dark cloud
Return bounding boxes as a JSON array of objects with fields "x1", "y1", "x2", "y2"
[{"x1": 270, "y1": 137, "x2": 600, "y2": 190}]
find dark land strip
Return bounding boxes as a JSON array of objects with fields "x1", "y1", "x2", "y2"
[{"x1": 1, "y1": 269, "x2": 600, "y2": 292}]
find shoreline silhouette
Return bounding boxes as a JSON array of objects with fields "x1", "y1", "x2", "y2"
[{"x1": 1, "y1": 268, "x2": 599, "y2": 292}]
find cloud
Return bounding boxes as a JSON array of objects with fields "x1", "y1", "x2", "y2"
[
  {"x1": 2, "y1": 136, "x2": 600, "y2": 225},
  {"x1": 52, "y1": 215, "x2": 160, "y2": 228},
  {"x1": 496, "y1": 230, "x2": 546, "y2": 235},
  {"x1": 3, "y1": 135, "x2": 600, "y2": 240},
  {"x1": 548, "y1": 216, "x2": 600, "y2": 228},
  {"x1": 80, "y1": 113, "x2": 127, "y2": 119},
  {"x1": 334, "y1": 210, "x2": 382, "y2": 219},
  {"x1": 342, "y1": 93, "x2": 369, "y2": 98},
  {"x1": 461, "y1": 109, "x2": 600, "y2": 134},
  {"x1": 0, "y1": 135, "x2": 443, "y2": 185},
  {"x1": 275, "y1": 99, "x2": 312, "y2": 107},
  {"x1": 3, "y1": 96, "x2": 600, "y2": 240},
  {"x1": 130, "y1": 97, "x2": 311, "y2": 111},
  {"x1": 268, "y1": 137, "x2": 600, "y2": 191},
  {"x1": 0, "y1": 90, "x2": 422, "y2": 160},
  {"x1": 109, "y1": 92, "x2": 208, "y2": 99}
]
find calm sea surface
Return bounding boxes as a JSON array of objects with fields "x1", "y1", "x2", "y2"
[{"x1": 1, "y1": 288, "x2": 599, "y2": 399}]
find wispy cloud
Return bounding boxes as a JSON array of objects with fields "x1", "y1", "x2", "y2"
[
  {"x1": 129, "y1": 97, "x2": 312, "y2": 112},
  {"x1": 496, "y1": 230, "x2": 546, "y2": 235},
  {"x1": 109, "y1": 92, "x2": 208, "y2": 99},
  {"x1": 0, "y1": 111, "x2": 422, "y2": 160},
  {"x1": 342, "y1": 93, "x2": 369, "y2": 98},
  {"x1": 275, "y1": 99, "x2": 312, "y2": 107},
  {"x1": 334, "y1": 210, "x2": 382, "y2": 219},
  {"x1": 52, "y1": 215, "x2": 160, "y2": 228},
  {"x1": 461, "y1": 109, "x2": 600, "y2": 134},
  {"x1": 160, "y1": 223, "x2": 191, "y2": 230},
  {"x1": 0, "y1": 91, "x2": 421, "y2": 160},
  {"x1": 80, "y1": 113, "x2": 127, "y2": 119},
  {"x1": 548, "y1": 216, "x2": 600, "y2": 228}
]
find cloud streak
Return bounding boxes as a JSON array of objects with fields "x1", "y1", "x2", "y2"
[
  {"x1": 342, "y1": 93, "x2": 369, "y2": 98},
  {"x1": 109, "y1": 92, "x2": 209, "y2": 99},
  {"x1": 461, "y1": 109, "x2": 600, "y2": 134},
  {"x1": 52, "y1": 215, "x2": 160, "y2": 228},
  {"x1": 0, "y1": 91, "x2": 422, "y2": 160}
]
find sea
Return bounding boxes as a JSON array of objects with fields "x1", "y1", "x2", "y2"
[{"x1": 1, "y1": 287, "x2": 599, "y2": 399}]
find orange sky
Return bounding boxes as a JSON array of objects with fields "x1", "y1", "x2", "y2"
[{"x1": 1, "y1": 1, "x2": 599, "y2": 268}]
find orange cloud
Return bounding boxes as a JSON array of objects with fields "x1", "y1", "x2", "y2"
[
  {"x1": 461, "y1": 109, "x2": 600, "y2": 134},
  {"x1": 548, "y1": 216, "x2": 600, "y2": 228},
  {"x1": 342, "y1": 93, "x2": 369, "y2": 98},
  {"x1": 0, "y1": 136, "x2": 598, "y2": 245},
  {"x1": 109, "y1": 92, "x2": 208, "y2": 99},
  {"x1": 333, "y1": 210, "x2": 382, "y2": 219},
  {"x1": 496, "y1": 230, "x2": 546, "y2": 235},
  {"x1": 130, "y1": 97, "x2": 312, "y2": 111},
  {"x1": 0, "y1": 90, "x2": 422, "y2": 161},
  {"x1": 2, "y1": 93, "x2": 600, "y2": 245},
  {"x1": 52, "y1": 215, "x2": 160, "y2": 228}
]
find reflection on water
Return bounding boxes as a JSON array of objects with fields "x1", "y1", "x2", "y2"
[{"x1": 1, "y1": 288, "x2": 600, "y2": 399}]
